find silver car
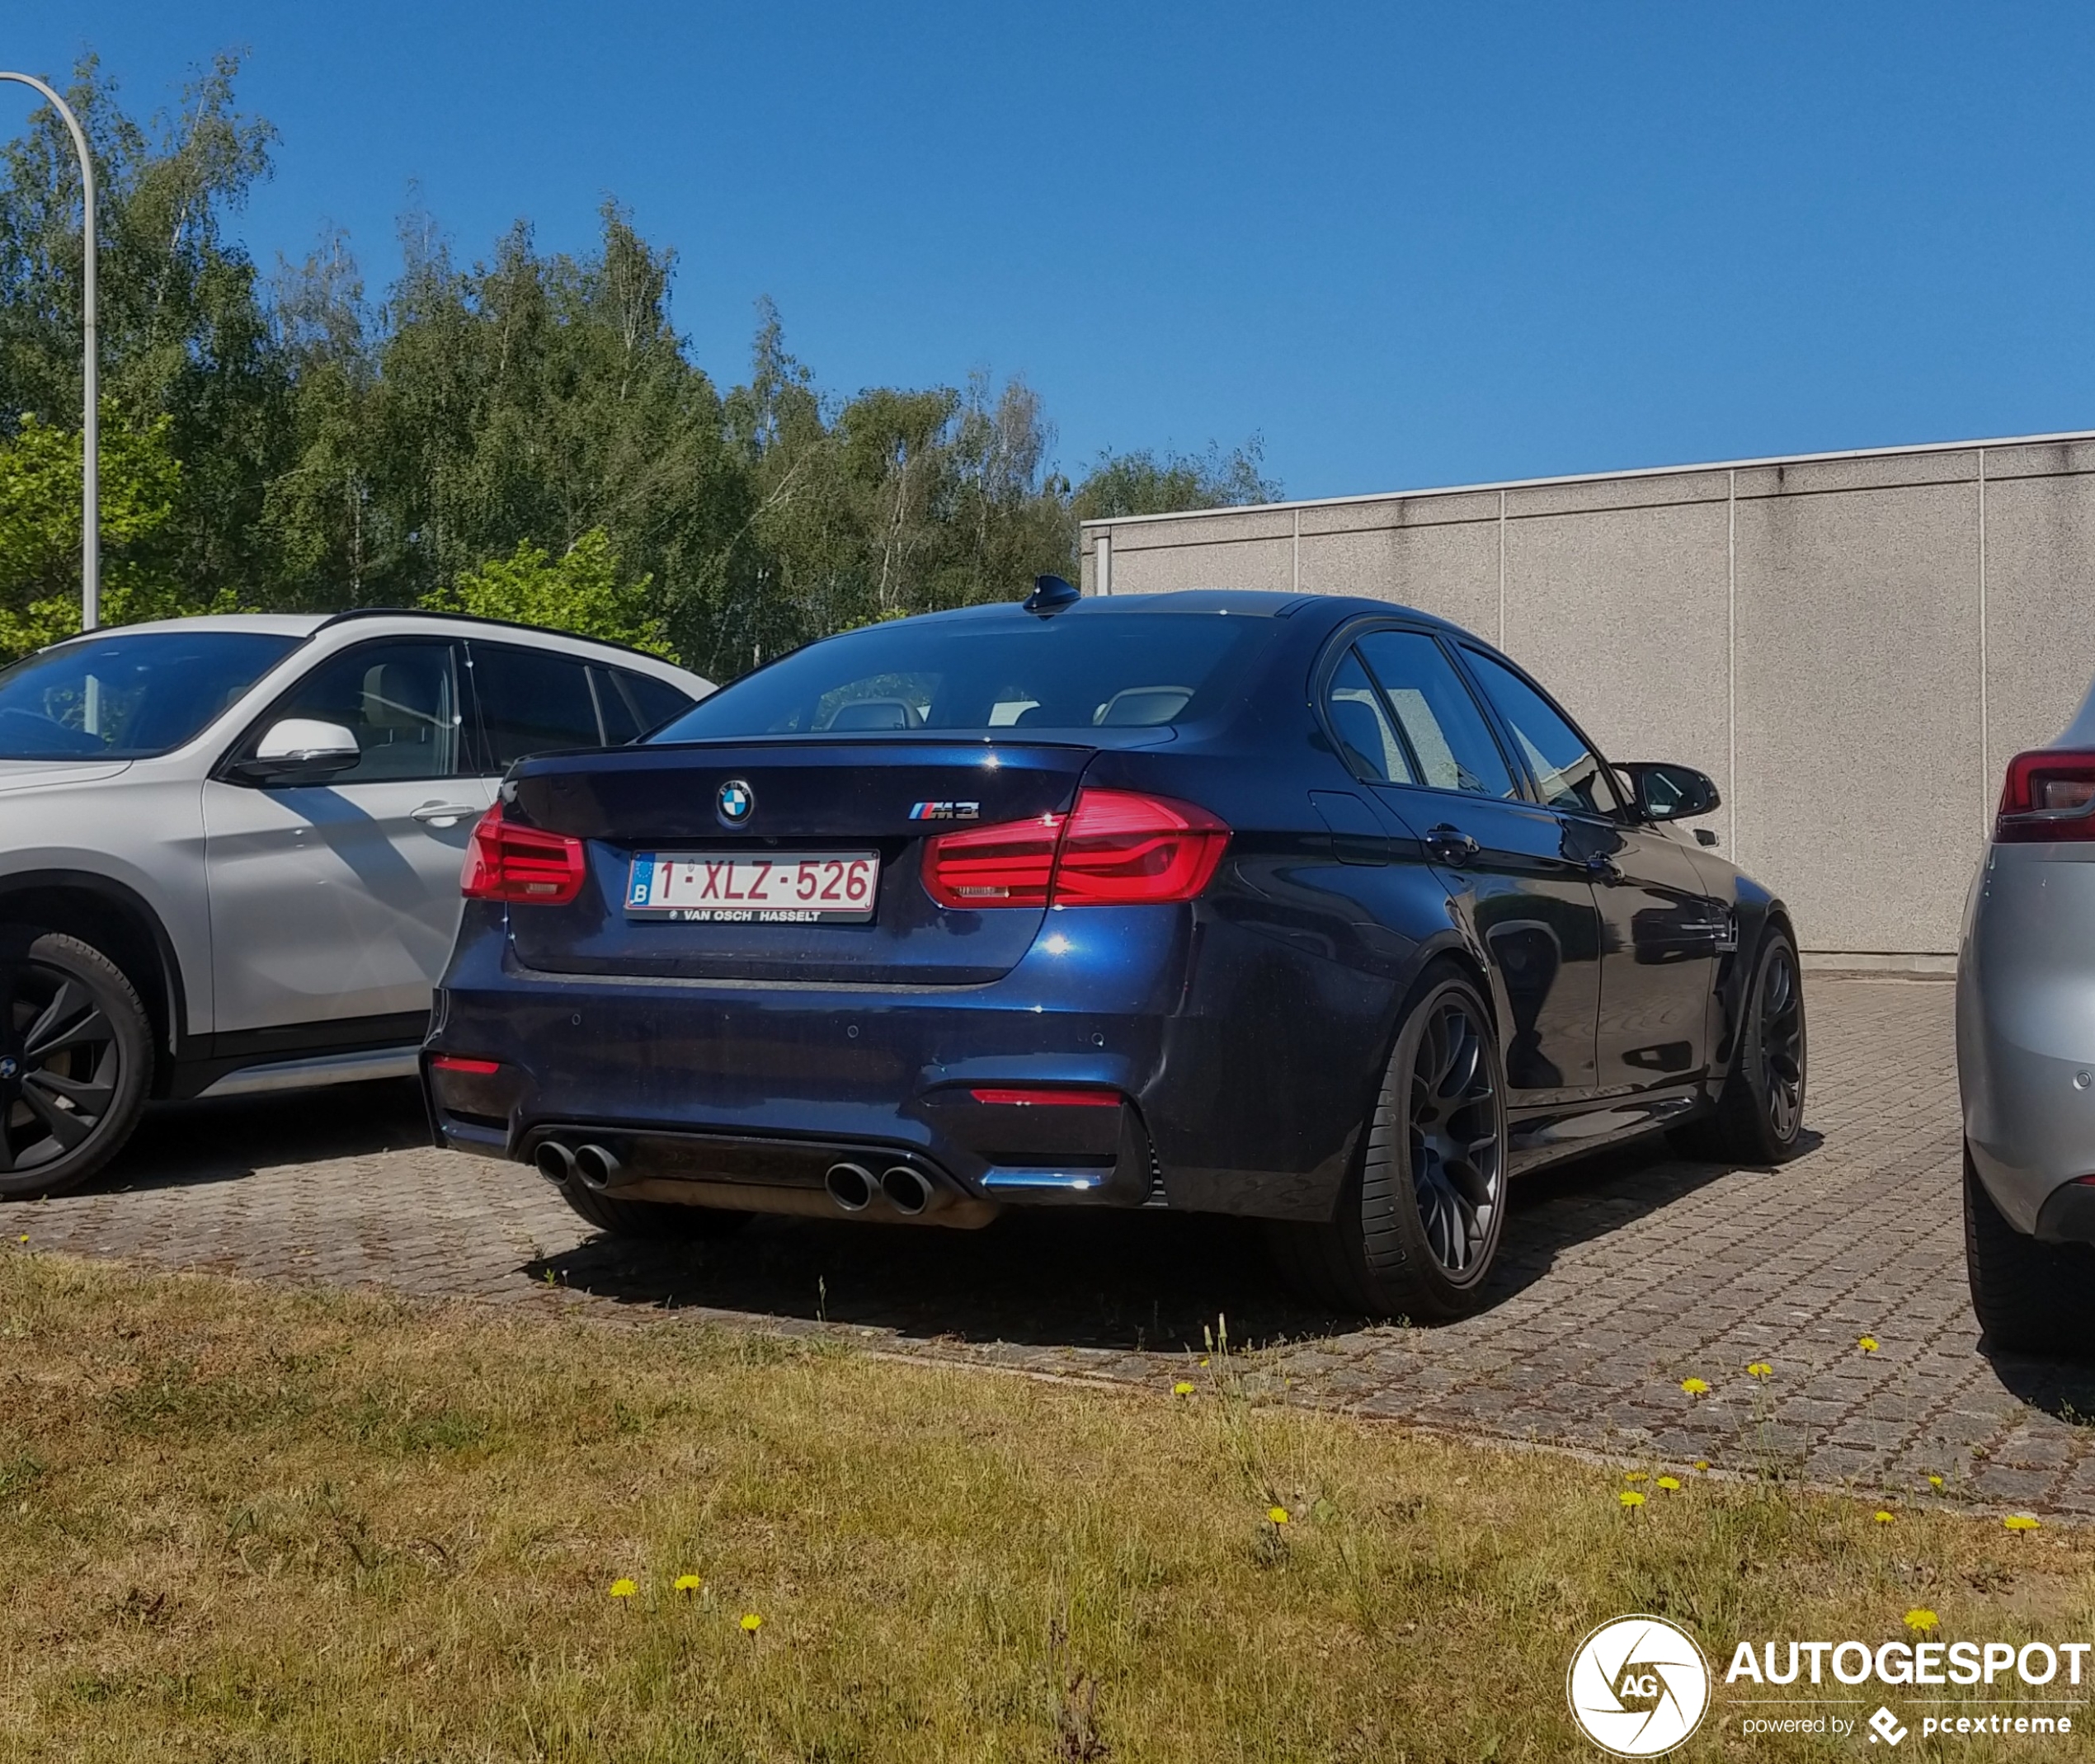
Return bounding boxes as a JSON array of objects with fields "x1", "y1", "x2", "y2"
[
  {"x1": 1958, "y1": 683, "x2": 2095, "y2": 1354},
  {"x1": 0, "y1": 611, "x2": 709, "y2": 1199}
]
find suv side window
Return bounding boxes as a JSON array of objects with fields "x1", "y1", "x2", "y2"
[
  {"x1": 1353, "y1": 630, "x2": 1517, "y2": 799},
  {"x1": 591, "y1": 664, "x2": 694, "y2": 746},
  {"x1": 244, "y1": 639, "x2": 461, "y2": 783},
  {"x1": 1462, "y1": 647, "x2": 1622, "y2": 819},
  {"x1": 468, "y1": 642, "x2": 605, "y2": 769}
]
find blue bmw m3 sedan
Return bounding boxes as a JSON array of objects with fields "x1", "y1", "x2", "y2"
[{"x1": 424, "y1": 581, "x2": 1805, "y2": 1320}]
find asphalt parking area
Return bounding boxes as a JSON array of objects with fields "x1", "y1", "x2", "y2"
[{"x1": 14, "y1": 978, "x2": 2094, "y2": 1514}]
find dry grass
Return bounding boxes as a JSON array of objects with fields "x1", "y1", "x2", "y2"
[{"x1": 0, "y1": 1249, "x2": 2089, "y2": 1762}]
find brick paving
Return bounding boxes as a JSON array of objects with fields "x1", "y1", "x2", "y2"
[{"x1": 15, "y1": 978, "x2": 2095, "y2": 1514}]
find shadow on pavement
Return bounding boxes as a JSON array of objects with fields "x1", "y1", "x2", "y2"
[
  {"x1": 525, "y1": 1129, "x2": 1828, "y2": 1354},
  {"x1": 1983, "y1": 1352, "x2": 2095, "y2": 1418},
  {"x1": 98, "y1": 1080, "x2": 431, "y2": 1194}
]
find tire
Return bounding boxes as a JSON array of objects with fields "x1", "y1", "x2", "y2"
[
  {"x1": 1271, "y1": 967, "x2": 1509, "y2": 1322},
  {"x1": 556, "y1": 1178, "x2": 753, "y2": 1242},
  {"x1": 1964, "y1": 1148, "x2": 2095, "y2": 1358},
  {"x1": 0, "y1": 926, "x2": 154, "y2": 1200},
  {"x1": 1668, "y1": 924, "x2": 1807, "y2": 1166}
]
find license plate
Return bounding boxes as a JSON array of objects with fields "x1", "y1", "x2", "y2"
[{"x1": 624, "y1": 852, "x2": 880, "y2": 923}]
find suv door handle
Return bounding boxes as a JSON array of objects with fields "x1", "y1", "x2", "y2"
[
  {"x1": 412, "y1": 802, "x2": 480, "y2": 828},
  {"x1": 1424, "y1": 824, "x2": 1479, "y2": 864}
]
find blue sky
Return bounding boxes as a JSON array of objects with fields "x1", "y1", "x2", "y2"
[{"x1": 10, "y1": 2, "x2": 2094, "y2": 500}]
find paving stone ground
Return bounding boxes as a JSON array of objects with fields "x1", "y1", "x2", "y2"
[{"x1": 16, "y1": 978, "x2": 2095, "y2": 1513}]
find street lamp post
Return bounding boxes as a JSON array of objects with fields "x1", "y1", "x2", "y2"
[{"x1": 1, "y1": 71, "x2": 97, "y2": 631}]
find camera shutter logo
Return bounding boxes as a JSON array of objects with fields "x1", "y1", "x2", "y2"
[
  {"x1": 716, "y1": 779, "x2": 755, "y2": 826},
  {"x1": 1567, "y1": 1615, "x2": 1711, "y2": 1757}
]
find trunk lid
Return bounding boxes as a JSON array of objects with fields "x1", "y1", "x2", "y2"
[{"x1": 503, "y1": 737, "x2": 1120, "y2": 984}]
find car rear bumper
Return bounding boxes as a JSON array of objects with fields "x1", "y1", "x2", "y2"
[
  {"x1": 426, "y1": 906, "x2": 1185, "y2": 1220},
  {"x1": 1958, "y1": 844, "x2": 2095, "y2": 1243}
]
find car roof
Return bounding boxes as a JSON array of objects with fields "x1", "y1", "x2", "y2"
[
  {"x1": 39, "y1": 610, "x2": 711, "y2": 689},
  {"x1": 905, "y1": 588, "x2": 1467, "y2": 639}
]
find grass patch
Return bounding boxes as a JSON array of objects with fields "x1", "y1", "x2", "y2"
[{"x1": 0, "y1": 1250, "x2": 2088, "y2": 1760}]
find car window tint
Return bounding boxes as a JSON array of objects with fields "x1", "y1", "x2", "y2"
[
  {"x1": 0, "y1": 631, "x2": 299, "y2": 760},
  {"x1": 470, "y1": 643, "x2": 605, "y2": 768},
  {"x1": 1353, "y1": 631, "x2": 1516, "y2": 798},
  {"x1": 257, "y1": 640, "x2": 460, "y2": 783},
  {"x1": 650, "y1": 614, "x2": 1273, "y2": 739},
  {"x1": 591, "y1": 666, "x2": 693, "y2": 744},
  {"x1": 1462, "y1": 648, "x2": 1621, "y2": 817},
  {"x1": 1324, "y1": 649, "x2": 1415, "y2": 783}
]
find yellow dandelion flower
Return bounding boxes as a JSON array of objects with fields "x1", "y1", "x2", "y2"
[
  {"x1": 1858, "y1": 1336, "x2": 1879, "y2": 1352},
  {"x1": 1680, "y1": 1376, "x2": 1711, "y2": 1395},
  {"x1": 1905, "y1": 1608, "x2": 1939, "y2": 1634},
  {"x1": 1694, "y1": 1460, "x2": 1709, "y2": 1471},
  {"x1": 740, "y1": 1612, "x2": 764, "y2": 1632},
  {"x1": 1656, "y1": 1476, "x2": 1682, "y2": 1491},
  {"x1": 1928, "y1": 1474, "x2": 1944, "y2": 1489},
  {"x1": 1267, "y1": 1506, "x2": 1289, "y2": 1525},
  {"x1": 1747, "y1": 1362, "x2": 1773, "y2": 1379},
  {"x1": 2004, "y1": 1515, "x2": 2041, "y2": 1532},
  {"x1": 1874, "y1": 1511, "x2": 1895, "y2": 1524},
  {"x1": 674, "y1": 1574, "x2": 703, "y2": 1594},
  {"x1": 608, "y1": 1578, "x2": 637, "y2": 1598},
  {"x1": 1623, "y1": 1471, "x2": 1648, "y2": 1483},
  {"x1": 1172, "y1": 1381, "x2": 1195, "y2": 1396},
  {"x1": 1619, "y1": 1490, "x2": 1645, "y2": 1508}
]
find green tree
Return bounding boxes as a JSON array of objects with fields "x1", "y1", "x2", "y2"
[
  {"x1": 0, "y1": 406, "x2": 186, "y2": 657},
  {"x1": 1070, "y1": 440, "x2": 1278, "y2": 522},
  {"x1": 435, "y1": 527, "x2": 666, "y2": 655}
]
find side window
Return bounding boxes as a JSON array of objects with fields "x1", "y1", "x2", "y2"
[
  {"x1": 1354, "y1": 631, "x2": 1517, "y2": 799},
  {"x1": 1322, "y1": 649, "x2": 1415, "y2": 783},
  {"x1": 247, "y1": 640, "x2": 460, "y2": 783},
  {"x1": 469, "y1": 643, "x2": 605, "y2": 769},
  {"x1": 1462, "y1": 648, "x2": 1622, "y2": 818},
  {"x1": 591, "y1": 666, "x2": 694, "y2": 745}
]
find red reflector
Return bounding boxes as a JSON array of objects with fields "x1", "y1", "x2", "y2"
[
  {"x1": 1997, "y1": 750, "x2": 2095, "y2": 843},
  {"x1": 968, "y1": 1086, "x2": 1123, "y2": 1108},
  {"x1": 430, "y1": 1055, "x2": 503, "y2": 1075},
  {"x1": 920, "y1": 788, "x2": 1229, "y2": 910},
  {"x1": 921, "y1": 813, "x2": 1063, "y2": 908},
  {"x1": 460, "y1": 802, "x2": 586, "y2": 904}
]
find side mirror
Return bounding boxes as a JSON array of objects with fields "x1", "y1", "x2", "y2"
[
  {"x1": 232, "y1": 718, "x2": 362, "y2": 785},
  {"x1": 1618, "y1": 761, "x2": 1721, "y2": 824}
]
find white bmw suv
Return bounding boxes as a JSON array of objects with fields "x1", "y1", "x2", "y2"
[{"x1": 0, "y1": 610, "x2": 710, "y2": 1198}]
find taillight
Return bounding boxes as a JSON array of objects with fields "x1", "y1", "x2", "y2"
[
  {"x1": 921, "y1": 788, "x2": 1229, "y2": 909},
  {"x1": 429, "y1": 1055, "x2": 503, "y2": 1075},
  {"x1": 920, "y1": 813, "x2": 1064, "y2": 907},
  {"x1": 460, "y1": 802, "x2": 586, "y2": 903},
  {"x1": 1996, "y1": 750, "x2": 2095, "y2": 843},
  {"x1": 1052, "y1": 788, "x2": 1231, "y2": 905}
]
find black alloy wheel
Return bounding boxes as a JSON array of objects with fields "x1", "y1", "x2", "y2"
[
  {"x1": 0, "y1": 929, "x2": 153, "y2": 1200},
  {"x1": 1269, "y1": 967, "x2": 1510, "y2": 1322},
  {"x1": 1669, "y1": 924, "x2": 1808, "y2": 1166},
  {"x1": 1406, "y1": 991, "x2": 1504, "y2": 1277}
]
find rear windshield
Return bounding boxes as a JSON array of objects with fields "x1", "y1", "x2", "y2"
[
  {"x1": 651, "y1": 613, "x2": 1273, "y2": 741},
  {"x1": 0, "y1": 631, "x2": 302, "y2": 760}
]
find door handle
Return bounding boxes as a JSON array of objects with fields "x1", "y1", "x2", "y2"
[
  {"x1": 1424, "y1": 824, "x2": 1479, "y2": 865},
  {"x1": 412, "y1": 802, "x2": 479, "y2": 828}
]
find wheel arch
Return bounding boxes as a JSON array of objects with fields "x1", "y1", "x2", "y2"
[{"x1": 0, "y1": 871, "x2": 187, "y2": 1092}]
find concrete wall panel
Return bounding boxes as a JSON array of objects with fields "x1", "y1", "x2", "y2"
[
  {"x1": 1733, "y1": 482, "x2": 1981, "y2": 953},
  {"x1": 1108, "y1": 536, "x2": 1295, "y2": 595},
  {"x1": 1297, "y1": 518, "x2": 1500, "y2": 634},
  {"x1": 1501, "y1": 501, "x2": 1731, "y2": 805},
  {"x1": 1981, "y1": 470, "x2": 2095, "y2": 765}
]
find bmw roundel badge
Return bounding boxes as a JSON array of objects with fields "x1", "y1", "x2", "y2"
[
  {"x1": 0, "y1": 1056, "x2": 16, "y2": 1081},
  {"x1": 717, "y1": 779, "x2": 756, "y2": 826}
]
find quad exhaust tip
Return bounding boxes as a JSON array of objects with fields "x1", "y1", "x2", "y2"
[
  {"x1": 879, "y1": 1165, "x2": 931, "y2": 1216},
  {"x1": 534, "y1": 1141, "x2": 577, "y2": 1184},
  {"x1": 824, "y1": 1161, "x2": 874, "y2": 1212},
  {"x1": 572, "y1": 1144, "x2": 622, "y2": 1191}
]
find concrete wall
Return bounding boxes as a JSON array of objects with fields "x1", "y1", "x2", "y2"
[{"x1": 1080, "y1": 434, "x2": 2095, "y2": 965}]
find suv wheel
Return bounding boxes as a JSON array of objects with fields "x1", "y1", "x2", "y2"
[
  {"x1": 0, "y1": 928, "x2": 154, "y2": 1200},
  {"x1": 1964, "y1": 1147, "x2": 2095, "y2": 1358},
  {"x1": 1669, "y1": 924, "x2": 1806, "y2": 1165},
  {"x1": 1271, "y1": 967, "x2": 1509, "y2": 1322}
]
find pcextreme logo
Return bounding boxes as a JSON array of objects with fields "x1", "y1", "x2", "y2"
[{"x1": 1567, "y1": 1615, "x2": 1712, "y2": 1757}]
